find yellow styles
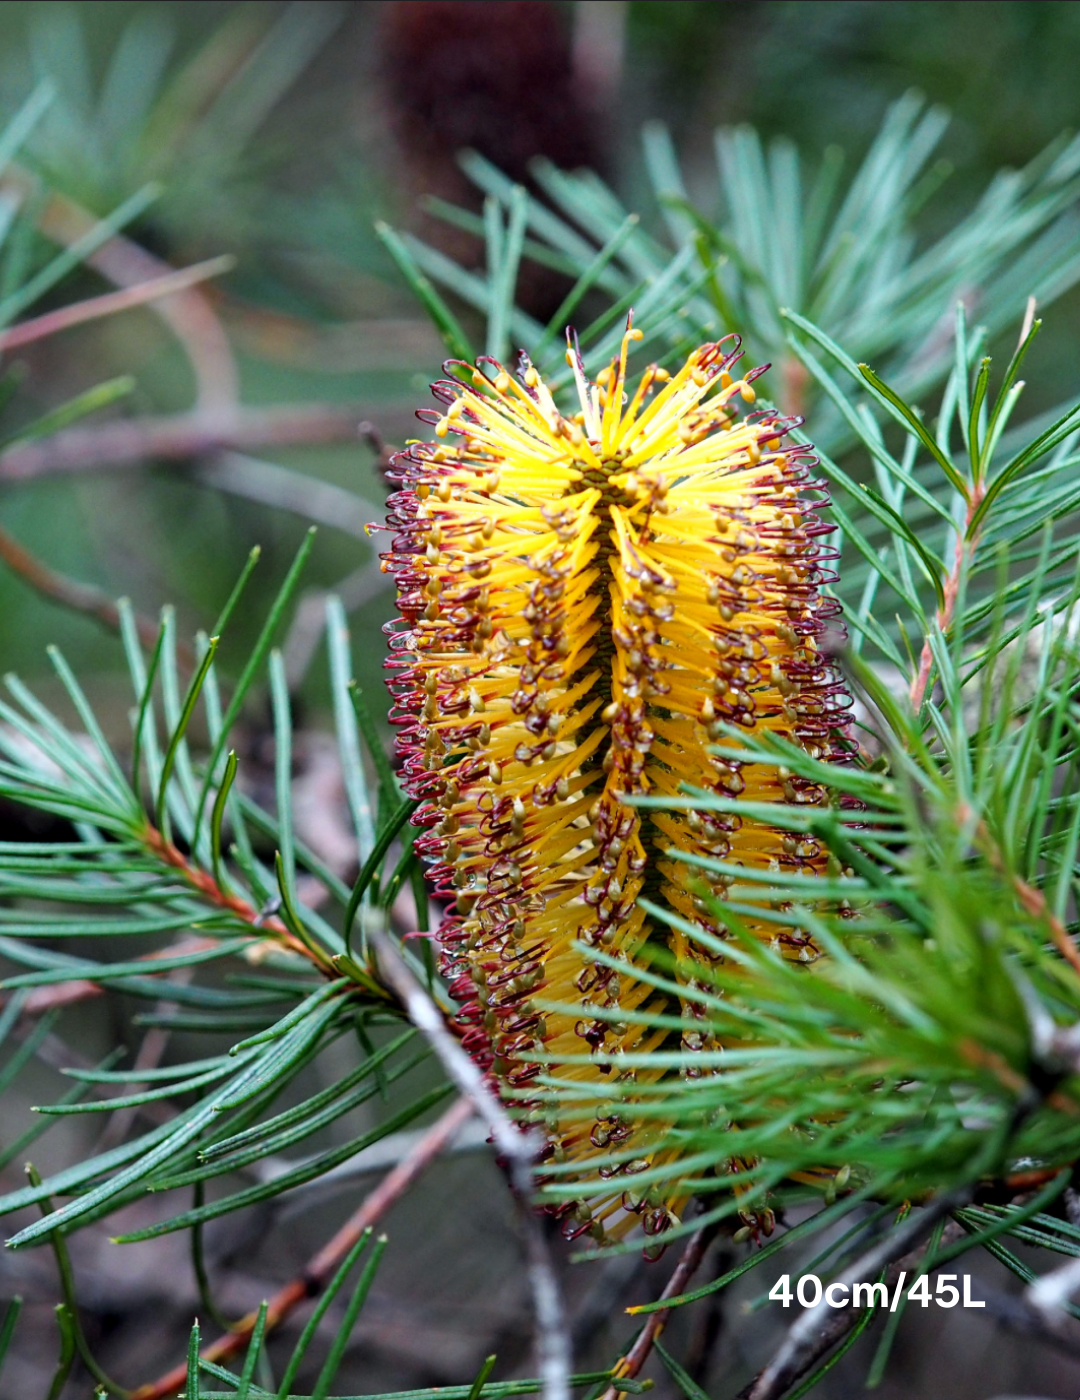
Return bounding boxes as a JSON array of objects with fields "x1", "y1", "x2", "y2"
[{"x1": 380, "y1": 324, "x2": 853, "y2": 1244}]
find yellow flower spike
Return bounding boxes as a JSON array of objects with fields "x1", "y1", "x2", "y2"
[{"x1": 380, "y1": 322, "x2": 855, "y2": 1247}]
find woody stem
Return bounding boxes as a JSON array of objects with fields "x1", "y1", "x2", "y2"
[{"x1": 909, "y1": 484, "x2": 984, "y2": 714}]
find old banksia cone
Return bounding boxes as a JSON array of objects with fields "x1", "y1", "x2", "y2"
[{"x1": 381, "y1": 322, "x2": 853, "y2": 1243}]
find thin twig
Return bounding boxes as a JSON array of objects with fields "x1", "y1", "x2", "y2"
[
  {"x1": 0, "y1": 257, "x2": 235, "y2": 353},
  {"x1": 360, "y1": 420, "x2": 398, "y2": 487},
  {"x1": 909, "y1": 527, "x2": 969, "y2": 712},
  {"x1": 733, "y1": 1219, "x2": 961, "y2": 1400},
  {"x1": 736, "y1": 1222, "x2": 1080, "y2": 1400},
  {"x1": 129, "y1": 1096, "x2": 475, "y2": 1400},
  {"x1": 1028, "y1": 1243, "x2": 1080, "y2": 1318},
  {"x1": 11, "y1": 816, "x2": 341, "y2": 1017},
  {"x1": 18, "y1": 177, "x2": 241, "y2": 413},
  {"x1": 601, "y1": 1224, "x2": 717, "y2": 1400},
  {"x1": 1030, "y1": 1257, "x2": 1080, "y2": 1318},
  {"x1": 193, "y1": 452, "x2": 383, "y2": 539},
  {"x1": 0, "y1": 404, "x2": 370, "y2": 481},
  {"x1": 370, "y1": 927, "x2": 572, "y2": 1400},
  {"x1": 10, "y1": 795, "x2": 405, "y2": 1014},
  {"x1": 143, "y1": 826, "x2": 335, "y2": 971},
  {"x1": 974, "y1": 816, "x2": 1080, "y2": 978},
  {"x1": 746, "y1": 1186, "x2": 971, "y2": 1400},
  {"x1": 0, "y1": 445, "x2": 383, "y2": 683},
  {"x1": 909, "y1": 467, "x2": 988, "y2": 713},
  {"x1": 264, "y1": 1118, "x2": 492, "y2": 1211},
  {"x1": 984, "y1": 1283, "x2": 1080, "y2": 1357},
  {"x1": 1013, "y1": 869, "x2": 1080, "y2": 977},
  {"x1": 0, "y1": 519, "x2": 189, "y2": 663}
]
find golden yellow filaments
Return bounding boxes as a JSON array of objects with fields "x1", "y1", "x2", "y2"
[{"x1": 380, "y1": 324, "x2": 853, "y2": 1246}]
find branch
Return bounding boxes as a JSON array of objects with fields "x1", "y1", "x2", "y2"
[
  {"x1": 905, "y1": 309, "x2": 1042, "y2": 714},
  {"x1": 193, "y1": 450, "x2": 384, "y2": 538},
  {"x1": 746, "y1": 1187, "x2": 971, "y2": 1400},
  {"x1": 256, "y1": 1117, "x2": 491, "y2": 1205},
  {"x1": 736, "y1": 1219, "x2": 1080, "y2": 1400},
  {"x1": 10, "y1": 820, "x2": 341, "y2": 1017},
  {"x1": 909, "y1": 475, "x2": 985, "y2": 712},
  {"x1": 0, "y1": 519, "x2": 190, "y2": 664},
  {"x1": 370, "y1": 927, "x2": 572, "y2": 1400},
  {"x1": 22, "y1": 177, "x2": 241, "y2": 413},
  {"x1": 602, "y1": 1224, "x2": 717, "y2": 1400},
  {"x1": 0, "y1": 404, "x2": 369, "y2": 482},
  {"x1": 142, "y1": 825, "x2": 335, "y2": 972},
  {"x1": 1011, "y1": 867, "x2": 1080, "y2": 978},
  {"x1": 1028, "y1": 1250, "x2": 1080, "y2": 1318},
  {"x1": 11, "y1": 935, "x2": 221, "y2": 1016},
  {"x1": 130, "y1": 1096, "x2": 475, "y2": 1400},
  {"x1": 974, "y1": 815, "x2": 1080, "y2": 979},
  {"x1": 987, "y1": 1281, "x2": 1080, "y2": 1358},
  {"x1": 0, "y1": 257, "x2": 235, "y2": 353},
  {"x1": 730, "y1": 1220, "x2": 957, "y2": 1400}
]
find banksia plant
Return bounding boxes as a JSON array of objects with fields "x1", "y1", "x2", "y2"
[
  {"x1": 8, "y1": 58, "x2": 1080, "y2": 1399},
  {"x1": 381, "y1": 322, "x2": 855, "y2": 1245}
]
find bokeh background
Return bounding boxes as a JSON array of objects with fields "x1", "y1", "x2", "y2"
[{"x1": 2, "y1": 3, "x2": 1080, "y2": 1398}]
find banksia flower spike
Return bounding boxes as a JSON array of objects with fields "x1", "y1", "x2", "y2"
[{"x1": 381, "y1": 322, "x2": 853, "y2": 1244}]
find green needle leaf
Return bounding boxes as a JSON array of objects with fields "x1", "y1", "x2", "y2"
[
  {"x1": 375, "y1": 220, "x2": 474, "y2": 361},
  {"x1": 467, "y1": 1356, "x2": 499, "y2": 1400},
  {"x1": 193, "y1": 529, "x2": 315, "y2": 846},
  {"x1": 0, "y1": 1296, "x2": 22, "y2": 1383},
  {"x1": 858, "y1": 362, "x2": 971, "y2": 499},
  {"x1": 276, "y1": 1229, "x2": 374, "y2": 1400},
  {"x1": 157, "y1": 636, "x2": 219, "y2": 837},
  {"x1": 212, "y1": 546, "x2": 261, "y2": 637},
  {"x1": 185, "y1": 1320, "x2": 202, "y2": 1400},
  {"x1": 236, "y1": 1302, "x2": 268, "y2": 1400},
  {"x1": 211, "y1": 749, "x2": 239, "y2": 891},
  {"x1": 343, "y1": 795, "x2": 419, "y2": 958},
  {"x1": 311, "y1": 1234, "x2": 387, "y2": 1400}
]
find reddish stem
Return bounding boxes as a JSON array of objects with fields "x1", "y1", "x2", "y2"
[
  {"x1": 602, "y1": 1225, "x2": 716, "y2": 1400},
  {"x1": 5, "y1": 822, "x2": 336, "y2": 1019},
  {"x1": 0, "y1": 257, "x2": 233, "y2": 353},
  {"x1": 142, "y1": 823, "x2": 331, "y2": 969},
  {"x1": 970, "y1": 813, "x2": 1080, "y2": 979},
  {"x1": 0, "y1": 520, "x2": 187, "y2": 665},
  {"x1": 0, "y1": 404, "x2": 368, "y2": 483},
  {"x1": 909, "y1": 482, "x2": 984, "y2": 712},
  {"x1": 130, "y1": 1097, "x2": 475, "y2": 1400}
]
